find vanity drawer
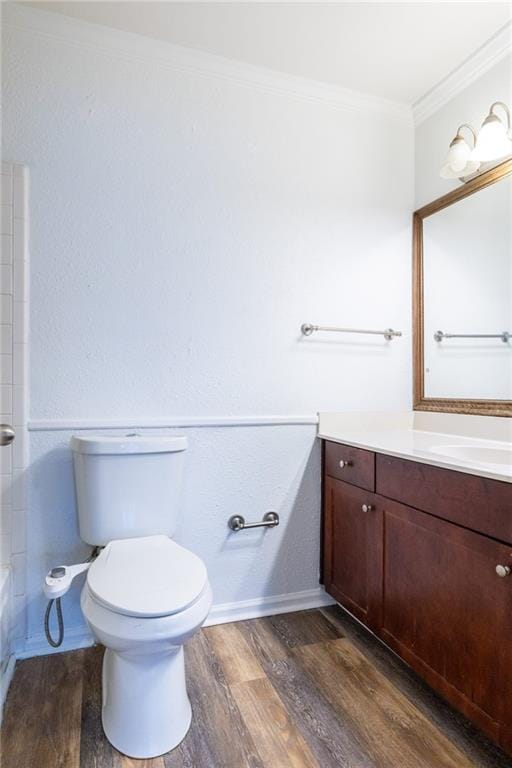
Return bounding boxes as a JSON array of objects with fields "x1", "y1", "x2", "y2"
[
  {"x1": 376, "y1": 454, "x2": 512, "y2": 543},
  {"x1": 324, "y1": 441, "x2": 375, "y2": 491}
]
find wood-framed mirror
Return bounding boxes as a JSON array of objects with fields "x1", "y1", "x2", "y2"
[{"x1": 413, "y1": 158, "x2": 512, "y2": 417}]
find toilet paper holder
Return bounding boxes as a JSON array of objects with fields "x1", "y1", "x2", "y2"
[{"x1": 228, "y1": 511, "x2": 279, "y2": 532}]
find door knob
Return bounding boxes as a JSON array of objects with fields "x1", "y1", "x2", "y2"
[
  {"x1": 339, "y1": 460, "x2": 353, "y2": 469},
  {"x1": 0, "y1": 424, "x2": 15, "y2": 447},
  {"x1": 361, "y1": 504, "x2": 374, "y2": 513},
  {"x1": 496, "y1": 564, "x2": 511, "y2": 578}
]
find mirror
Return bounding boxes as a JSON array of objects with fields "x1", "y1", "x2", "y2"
[{"x1": 413, "y1": 159, "x2": 512, "y2": 416}]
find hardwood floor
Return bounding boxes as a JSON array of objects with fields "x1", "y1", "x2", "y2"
[{"x1": 2, "y1": 607, "x2": 510, "y2": 768}]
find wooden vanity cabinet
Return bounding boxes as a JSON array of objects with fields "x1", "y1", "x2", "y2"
[{"x1": 322, "y1": 440, "x2": 512, "y2": 754}]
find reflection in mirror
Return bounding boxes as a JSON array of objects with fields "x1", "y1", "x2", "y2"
[{"x1": 422, "y1": 174, "x2": 512, "y2": 400}]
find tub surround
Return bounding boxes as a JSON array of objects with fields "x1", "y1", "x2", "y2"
[{"x1": 318, "y1": 411, "x2": 512, "y2": 483}]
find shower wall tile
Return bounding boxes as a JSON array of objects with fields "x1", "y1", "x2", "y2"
[
  {"x1": 1, "y1": 206, "x2": 12, "y2": 236},
  {"x1": 0, "y1": 505, "x2": 12, "y2": 537},
  {"x1": 0, "y1": 265, "x2": 12, "y2": 295},
  {"x1": 1, "y1": 175, "x2": 13, "y2": 207},
  {"x1": 0, "y1": 236, "x2": 12, "y2": 266},
  {"x1": 0, "y1": 356, "x2": 12, "y2": 386},
  {"x1": 0, "y1": 296, "x2": 12, "y2": 324},
  {"x1": 0, "y1": 325, "x2": 12, "y2": 351},
  {"x1": 0, "y1": 447, "x2": 12, "y2": 477},
  {"x1": 11, "y1": 510, "x2": 26, "y2": 555},
  {"x1": 11, "y1": 553, "x2": 25, "y2": 597},
  {"x1": 0, "y1": 163, "x2": 28, "y2": 663},
  {"x1": 0, "y1": 385, "x2": 12, "y2": 415}
]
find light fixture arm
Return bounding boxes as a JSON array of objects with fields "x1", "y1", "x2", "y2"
[
  {"x1": 455, "y1": 123, "x2": 477, "y2": 147},
  {"x1": 489, "y1": 102, "x2": 511, "y2": 132}
]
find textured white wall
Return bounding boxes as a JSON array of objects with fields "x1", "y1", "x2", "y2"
[
  {"x1": 28, "y1": 424, "x2": 321, "y2": 639},
  {"x1": 2, "y1": 7, "x2": 413, "y2": 653}
]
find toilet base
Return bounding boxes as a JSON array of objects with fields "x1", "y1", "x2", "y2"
[{"x1": 102, "y1": 646, "x2": 192, "y2": 759}]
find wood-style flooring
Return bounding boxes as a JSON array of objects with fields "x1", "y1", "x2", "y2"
[{"x1": 2, "y1": 606, "x2": 510, "y2": 768}]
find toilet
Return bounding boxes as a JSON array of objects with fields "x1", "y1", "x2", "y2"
[{"x1": 70, "y1": 434, "x2": 212, "y2": 759}]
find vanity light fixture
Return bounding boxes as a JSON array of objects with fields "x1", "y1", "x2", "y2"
[
  {"x1": 472, "y1": 102, "x2": 512, "y2": 162},
  {"x1": 440, "y1": 124, "x2": 480, "y2": 179},
  {"x1": 440, "y1": 102, "x2": 512, "y2": 179}
]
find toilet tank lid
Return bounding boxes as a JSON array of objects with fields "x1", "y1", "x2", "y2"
[{"x1": 70, "y1": 434, "x2": 188, "y2": 455}]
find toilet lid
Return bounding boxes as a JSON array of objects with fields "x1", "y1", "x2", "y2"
[{"x1": 87, "y1": 535, "x2": 208, "y2": 618}]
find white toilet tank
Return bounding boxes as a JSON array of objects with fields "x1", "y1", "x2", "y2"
[{"x1": 70, "y1": 434, "x2": 188, "y2": 546}]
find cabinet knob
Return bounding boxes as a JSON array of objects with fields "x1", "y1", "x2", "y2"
[
  {"x1": 361, "y1": 504, "x2": 374, "y2": 513},
  {"x1": 339, "y1": 459, "x2": 353, "y2": 469},
  {"x1": 496, "y1": 564, "x2": 511, "y2": 578}
]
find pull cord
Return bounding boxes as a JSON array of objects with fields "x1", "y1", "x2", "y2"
[{"x1": 44, "y1": 597, "x2": 64, "y2": 648}]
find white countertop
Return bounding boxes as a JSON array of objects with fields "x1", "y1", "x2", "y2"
[{"x1": 318, "y1": 411, "x2": 512, "y2": 483}]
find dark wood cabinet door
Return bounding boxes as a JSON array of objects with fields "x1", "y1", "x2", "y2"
[
  {"x1": 379, "y1": 497, "x2": 512, "y2": 745},
  {"x1": 323, "y1": 477, "x2": 382, "y2": 628}
]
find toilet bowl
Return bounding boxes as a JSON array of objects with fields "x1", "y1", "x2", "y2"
[{"x1": 81, "y1": 534, "x2": 212, "y2": 759}]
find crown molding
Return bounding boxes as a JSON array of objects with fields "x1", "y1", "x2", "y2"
[
  {"x1": 413, "y1": 21, "x2": 512, "y2": 125},
  {"x1": 3, "y1": 3, "x2": 411, "y2": 123}
]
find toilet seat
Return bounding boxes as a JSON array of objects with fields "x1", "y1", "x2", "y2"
[{"x1": 87, "y1": 535, "x2": 207, "y2": 618}]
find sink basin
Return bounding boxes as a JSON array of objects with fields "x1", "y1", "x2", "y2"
[{"x1": 431, "y1": 444, "x2": 512, "y2": 467}]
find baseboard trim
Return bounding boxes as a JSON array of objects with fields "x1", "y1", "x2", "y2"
[
  {"x1": 15, "y1": 589, "x2": 334, "y2": 658},
  {"x1": 15, "y1": 625, "x2": 95, "y2": 660},
  {"x1": 0, "y1": 653, "x2": 16, "y2": 724},
  {"x1": 204, "y1": 587, "x2": 335, "y2": 627}
]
